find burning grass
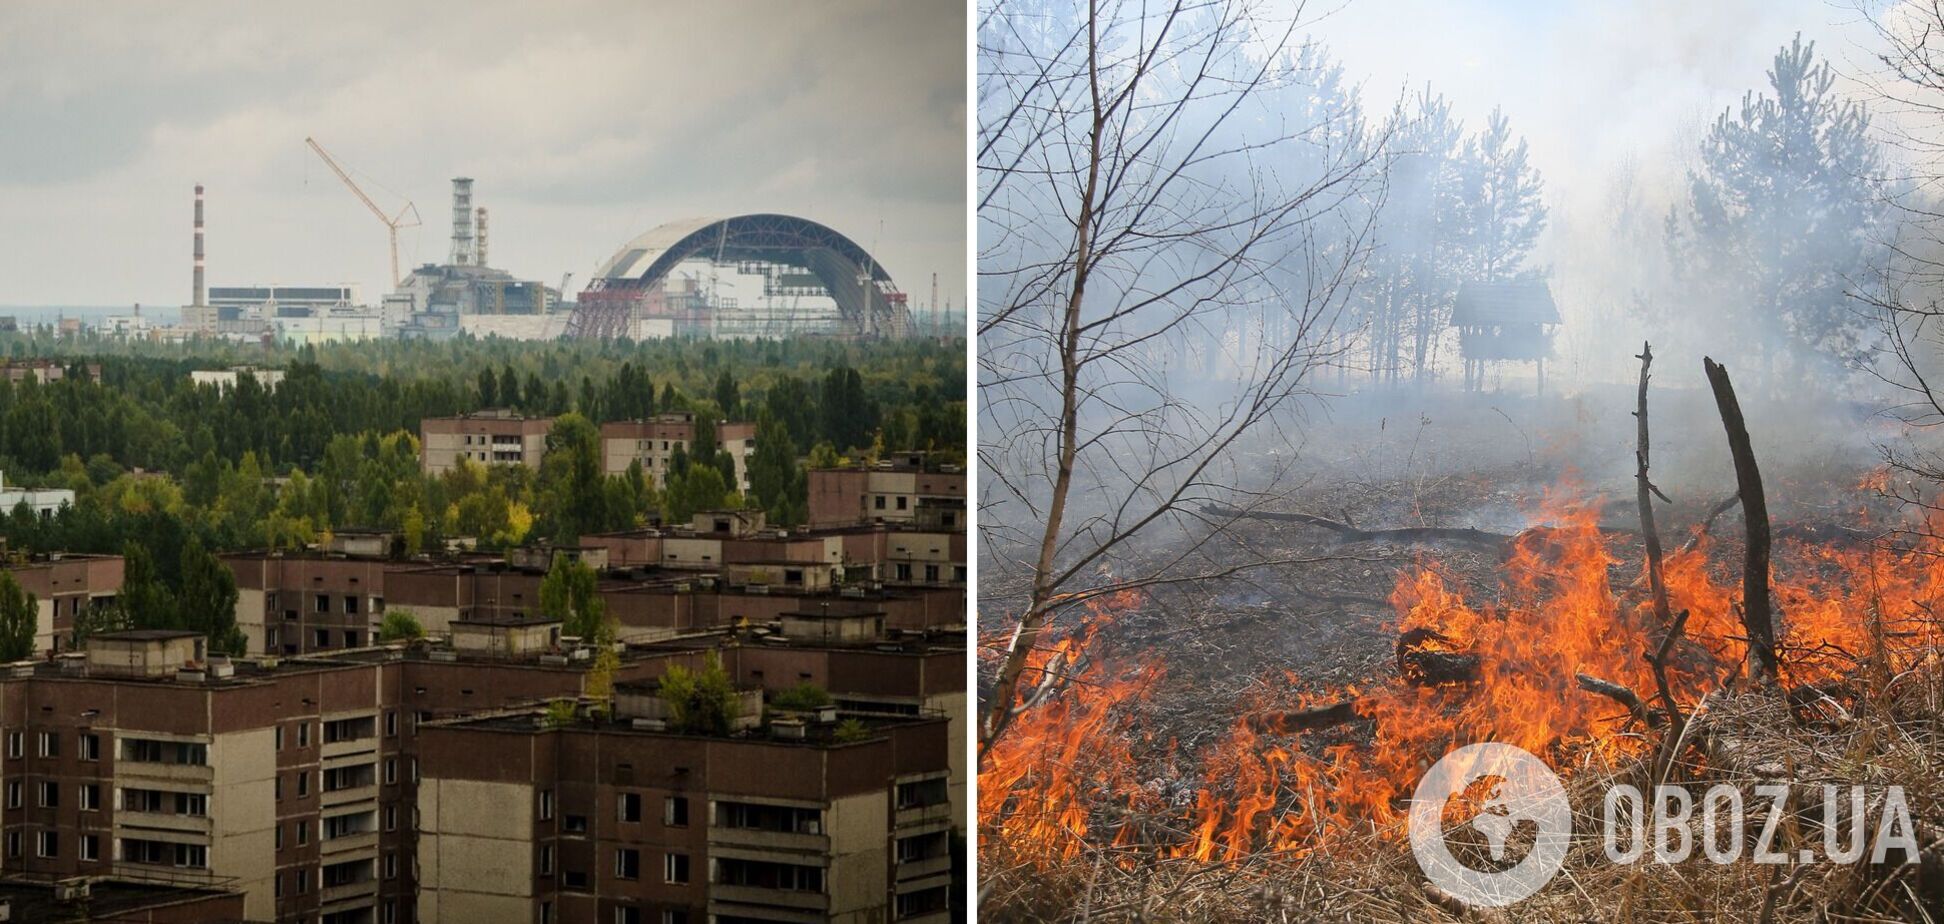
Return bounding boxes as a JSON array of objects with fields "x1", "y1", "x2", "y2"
[{"x1": 978, "y1": 480, "x2": 1944, "y2": 921}]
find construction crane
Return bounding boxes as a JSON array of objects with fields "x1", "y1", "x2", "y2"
[{"x1": 304, "y1": 136, "x2": 421, "y2": 288}]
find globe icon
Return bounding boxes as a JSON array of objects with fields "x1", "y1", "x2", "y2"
[{"x1": 1409, "y1": 743, "x2": 1573, "y2": 908}]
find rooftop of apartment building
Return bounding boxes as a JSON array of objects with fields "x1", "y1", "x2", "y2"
[
  {"x1": 0, "y1": 877, "x2": 247, "y2": 923},
  {"x1": 423, "y1": 693, "x2": 946, "y2": 750},
  {"x1": 811, "y1": 450, "x2": 965, "y2": 474}
]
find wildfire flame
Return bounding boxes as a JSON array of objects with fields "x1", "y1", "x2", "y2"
[{"x1": 980, "y1": 488, "x2": 1944, "y2": 868}]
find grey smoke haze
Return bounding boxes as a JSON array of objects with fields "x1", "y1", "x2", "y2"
[{"x1": 0, "y1": 1, "x2": 966, "y2": 311}]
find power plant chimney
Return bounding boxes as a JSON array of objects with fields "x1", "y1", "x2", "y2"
[
  {"x1": 475, "y1": 206, "x2": 489, "y2": 269},
  {"x1": 449, "y1": 177, "x2": 475, "y2": 266},
  {"x1": 192, "y1": 184, "x2": 206, "y2": 307}
]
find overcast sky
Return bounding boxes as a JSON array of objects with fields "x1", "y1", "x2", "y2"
[{"x1": 0, "y1": 1, "x2": 966, "y2": 312}]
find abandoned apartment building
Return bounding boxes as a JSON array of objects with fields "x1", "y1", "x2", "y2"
[{"x1": 0, "y1": 605, "x2": 963, "y2": 924}]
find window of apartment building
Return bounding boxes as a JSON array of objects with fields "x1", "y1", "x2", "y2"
[
  {"x1": 615, "y1": 909, "x2": 643, "y2": 924},
  {"x1": 874, "y1": 495, "x2": 887, "y2": 510},
  {"x1": 5, "y1": 781, "x2": 20, "y2": 809},
  {"x1": 385, "y1": 850, "x2": 397, "y2": 880},
  {"x1": 38, "y1": 781, "x2": 58, "y2": 808},
  {"x1": 539, "y1": 789, "x2": 555, "y2": 821},
  {"x1": 275, "y1": 876, "x2": 283, "y2": 899},
  {"x1": 540, "y1": 901, "x2": 554, "y2": 924},
  {"x1": 298, "y1": 722, "x2": 311, "y2": 747},
  {"x1": 614, "y1": 848, "x2": 640, "y2": 880},
  {"x1": 661, "y1": 912, "x2": 688, "y2": 924},
  {"x1": 36, "y1": 732, "x2": 57, "y2": 758},
  {"x1": 3, "y1": 831, "x2": 17, "y2": 858},
  {"x1": 344, "y1": 630, "x2": 361, "y2": 648},
  {"x1": 297, "y1": 772, "x2": 309, "y2": 798},
  {"x1": 561, "y1": 869, "x2": 588, "y2": 890},
  {"x1": 35, "y1": 831, "x2": 57, "y2": 859},
  {"x1": 79, "y1": 733, "x2": 99, "y2": 761},
  {"x1": 315, "y1": 595, "x2": 329, "y2": 613},
  {"x1": 4, "y1": 732, "x2": 19, "y2": 759},
  {"x1": 564, "y1": 814, "x2": 588, "y2": 834},
  {"x1": 896, "y1": 777, "x2": 949, "y2": 809},
  {"x1": 314, "y1": 629, "x2": 330, "y2": 649},
  {"x1": 174, "y1": 844, "x2": 207, "y2": 869},
  {"x1": 79, "y1": 834, "x2": 98, "y2": 862},
  {"x1": 385, "y1": 758, "x2": 398, "y2": 785},
  {"x1": 925, "y1": 564, "x2": 940, "y2": 583},
  {"x1": 383, "y1": 901, "x2": 397, "y2": 924},
  {"x1": 385, "y1": 711, "x2": 398, "y2": 737},
  {"x1": 539, "y1": 844, "x2": 555, "y2": 875},
  {"x1": 275, "y1": 726, "x2": 283, "y2": 750},
  {"x1": 295, "y1": 820, "x2": 309, "y2": 846},
  {"x1": 275, "y1": 825, "x2": 283, "y2": 851},
  {"x1": 275, "y1": 776, "x2": 282, "y2": 801},
  {"x1": 896, "y1": 563, "x2": 913, "y2": 581},
  {"x1": 79, "y1": 784, "x2": 99, "y2": 811},
  {"x1": 897, "y1": 496, "x2": 909, "y2": 510},
  {"x1": 664, "y1": 796, "x2": 689, "y2": 827},
  {"x1": 618, "y1": 792, "x2": 641, "y2": 823},
  {"x1": 176, "y1": 792, "x2": 207, "y2": 816},
  {"x1": 384, "y1": 805, "x2": 397, "y2": 832},
  {"x1": 345, "y1": 595, "x2": 359, "y2": 615},
  {"x1": 295, "y1": 869, "x2": 308, "y2": 894},
  {"x1": 663, "y1": 852, "x2": 690, "y2": 885}
]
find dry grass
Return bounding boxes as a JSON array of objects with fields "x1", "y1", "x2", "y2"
[{"x1": 980, "y1": 658, "x2": 1944, "y2": 923}]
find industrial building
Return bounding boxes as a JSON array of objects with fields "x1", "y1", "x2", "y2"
[
  {"x1": 383, "y1": 179, "x2": 563, "y2": 341},
  {"x1": 570, "y1": 215, "x2": 913, "y2": 341},
  {"x1": 806, "y1": 454, "x2": 966, "y2": 531}
]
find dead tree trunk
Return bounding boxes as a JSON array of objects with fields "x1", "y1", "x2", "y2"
[
  {"x1": 1635, "y1": 343, "x2": 1673, "y2": 624},
  {"x1": 1703, "y1": 357, "x2": 1779, "y2": 684}
]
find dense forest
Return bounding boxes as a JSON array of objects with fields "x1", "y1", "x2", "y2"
[{"x1": 0, "y1": 332, "x2": 966, "y2": 573}]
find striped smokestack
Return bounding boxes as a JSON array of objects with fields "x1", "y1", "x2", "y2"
[{"x1": 193, "y1": 184, "x2": 206, "y2": 308}]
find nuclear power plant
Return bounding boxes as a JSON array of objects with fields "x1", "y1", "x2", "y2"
[{"x1": 122, "y1": 139, "x2": 933, "y2": 344}]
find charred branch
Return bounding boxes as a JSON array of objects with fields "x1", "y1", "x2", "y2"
[
  {"x1": 1250, "y1": 699, "x2": 1364, "y2": 733},
  {"x1": 1635, "y1": 342, "x2": 1674, "y2": 624},
  {"x1": 1704, "y1": 357, "x2": 1780, "y2": 684},
  {"x1": 1199, "y1": 504, "x2": 1511, "y2": 548},
  {"x1": 1575, "y1": 672, "x2": 1656, "y2": 727}
]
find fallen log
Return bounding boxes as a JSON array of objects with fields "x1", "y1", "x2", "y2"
[{"x1": 1397, "y1": 627, "x2": 1482, "y2": 686}]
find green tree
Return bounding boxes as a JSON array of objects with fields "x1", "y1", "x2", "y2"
[
  {"x1": 539, "y1": 553, "x2": 607, "y2": 639},
  {"x1": 537, "y1": 413, "x2": 604, "y2": 542},
  {"x1": 0, "y1": 572, "x2": 37, "y2": 661},
  {"x1": 663, "y1": 464, "x2": 730, "y2": 523},
  {"x1": 477, "y1": 367, "x2": 498, "y2": 407},
  {"x1": 179, "y1": 537, "x2": 245, "y2": 655},
  {"x1": 658, "y1": 652, "x2": 739, "y2": 735},
  {"x1": 120, "y1": 541, "x2": 177, "y2": 630},
  {"x1": 747, "y1": 410, "x2": 803, "y2": 525},
  {"x1": 714, "y1": 369, "x2": 741, "y2": 419},
  {"x1": 379, "y1": 609, "x2": 425, "y2": 641}
]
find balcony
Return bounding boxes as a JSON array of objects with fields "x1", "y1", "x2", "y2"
[
  {"x1": 116, "y1": 811, "x2": 213, "y2": 835},
  {"x1": 895, "y1": 854, "x2": 952, "y2": 881},
  {"x1": 320, "y1": 784, "x2": 378, "y2": 808},
  {"x1": 894, "y1": 802, "x2": 953, "y2": 829},
  {"x1": 320, "y1": 830, "x2": 378, "y2": 856},
  {"x1": 708, "y1": 826, "x2": 830, "y2": 856},
  {"x1": 710, "y1": 884, "x2": 830, "y2": 914},
  {"x1": 321, "y1": 737, "x2": 377, "y2": 761},
  {"x1": 319, "y1": 878, "x2": 378, "y2": 907},
  {"x1": 117, "y1": 762, "x2": 214, "y2": 785}
]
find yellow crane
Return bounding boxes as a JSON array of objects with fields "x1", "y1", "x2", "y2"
[{"x1": 304, "y1": 136, "x2": 421, "y2": 288}]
